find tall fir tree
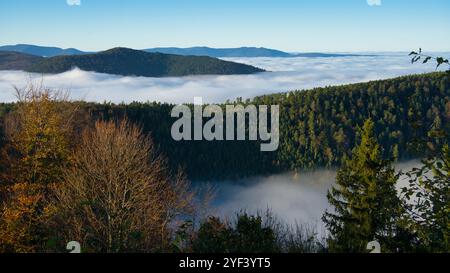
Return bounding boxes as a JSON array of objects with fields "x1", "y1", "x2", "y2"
[{"x1": 322, "y1": 119, "x2": 403, "y2": 252}]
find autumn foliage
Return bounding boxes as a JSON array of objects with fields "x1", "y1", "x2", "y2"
[
  {"x1": 51, "y1": 119, "x2": 194, "y2": 252},
  {"x1": 0, "y1": 84, "x2": 195, "y2": 253},
  {"x1": 0, "y1": 84, "x2": 78, "y2": 252}
]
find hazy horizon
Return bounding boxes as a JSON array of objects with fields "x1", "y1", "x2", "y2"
[
  {"x1": 1, "y1": 53, "x2": 448, "y2": 104},
  {"x1": 2, "y1": 43, "x2": 450, "y2": 55}
]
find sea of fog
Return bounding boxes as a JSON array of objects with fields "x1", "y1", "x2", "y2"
[
  {"x1": 0, "y1": 53, "x2": 449, "y2": 104},
  {"x1": 201, "y1": 160, "x2": 420, "y2": 231},
  {"x1": 0, "y1": 54, "x2": 434, "y2": 232}
]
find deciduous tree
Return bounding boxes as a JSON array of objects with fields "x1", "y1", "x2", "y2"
[{"x1": 51, "y1": 119, "x2": 195, "y2": 252}]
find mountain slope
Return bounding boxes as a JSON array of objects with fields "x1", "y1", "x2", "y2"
[
  {"x1": 79, "y1": 72, "x2": 448, "y2": 180},
  {"x1": 25, "y1": 47, "x2": 265, "y2": 77},
  {"x1": 0, "y1": 44, "x2": 89, "y2": 57},
  {"x1": 0, "y1": 51, "x2": 44, "y2": 70}
]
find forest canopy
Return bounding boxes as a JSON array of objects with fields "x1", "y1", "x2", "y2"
[{"x1": 0, "y1": 71, "x2": 448, "y2": 181}]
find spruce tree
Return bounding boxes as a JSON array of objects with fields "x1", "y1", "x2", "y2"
[{"x1": 323, "y1": 119, "x2": 402, "y2": 252}]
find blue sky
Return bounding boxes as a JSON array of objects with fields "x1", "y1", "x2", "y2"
[{"x1": 0, "y1": 0, "x2": 449, "y2": 52}]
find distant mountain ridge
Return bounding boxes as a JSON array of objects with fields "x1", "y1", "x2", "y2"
[
  {"x1": 0, "y1": 48, "x2": 265, "y2": 77},
  {"x1": 144, "y1": 47, "x2": 293, "y2": 57},
  {"x1": 0, "y1": 44, "x2": 375, "y2": 58},
  {"x1": 0, "y1": 44, "x2": 90, "y2": 57},
  {"x1": 144, "y1": 47, "x2": 375, "y2": 58}
]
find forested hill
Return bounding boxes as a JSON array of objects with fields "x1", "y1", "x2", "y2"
[
  {"x1": 73, "y1": 72, "x2": 449, "y2": 180},
  {"x1": 0, "y1": 51, "x2": 43, "y2": 70},
  {"x1": 256, "y1": 72, "x2": 449, "y2": 171},
  {"x1": 24, "y1": 47, "x2": 265, "y2": 77},
  {"x1": 0, "y1": 72, "x2": 448, "y2": 180}
]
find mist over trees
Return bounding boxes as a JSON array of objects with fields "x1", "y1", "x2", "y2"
[
  {"x1": 61, "y1": 71, "x2": 448, "y2": 181},
  {"x1": 0, "y1": 69, "x2": 448, "y2": 253}
]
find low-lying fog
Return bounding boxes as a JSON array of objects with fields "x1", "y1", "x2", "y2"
[
  {"x1": 202, "y1": 160, "x2": 421, "y2": 230},
  {"x1": 1, "y1": 54, "x2": 448, "y2": 104}
]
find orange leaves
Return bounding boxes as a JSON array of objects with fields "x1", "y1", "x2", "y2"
[
  {"x1": 0, "y1": 183, "x2": 49, "y2": 253},
  {"x1": 3, "y1": 84, "x2": 78, "y2": 185},
  {"x1": 0, "y1": 84, "x2": 78, "y2": 253}
]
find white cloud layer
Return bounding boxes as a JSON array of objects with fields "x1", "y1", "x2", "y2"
[
  {"x1": 0, "y1": 53, "x2": 448, "y2": 104},
  {"x1": 367, "y1": 0, "x2": 382, "y2": 6},
  {"x1": 67, "y1": 0, "x2": 81, "y2": 6},
  {"x1": 205, "y1": 161, "x2": 420, "y2": 232},
  {"x1": 207, "y1": 169, "x2": 336, "y2": 232}
]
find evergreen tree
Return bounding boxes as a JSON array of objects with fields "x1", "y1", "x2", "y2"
[
  {"x1": 403, "y1": 145, "x2": 450, "y2": 252},
  {"x1": 322, "y1": 119, "x2": 403, "y2": 252}
]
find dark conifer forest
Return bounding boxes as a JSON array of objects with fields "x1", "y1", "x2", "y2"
[{"x1": 23, "y1": 71, "x2": 445, "y2": 181}]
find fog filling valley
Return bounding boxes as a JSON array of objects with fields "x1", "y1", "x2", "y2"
[
  {"x1": 203, "y1": 160, "x2": 421, "y2": 231},
  {"x1": 1, "y1": 53, "x2": 449, "y2": 104},
  {"x1": 0, "y1": 54, "x2": 436, "y2": 230}
]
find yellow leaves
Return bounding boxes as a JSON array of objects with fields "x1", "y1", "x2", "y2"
[
  {"x1": 0, "y1": 84, "x2": 80, "y2": 252},
  {"x1": 3, "y1": 84, "x2": 77, "y2": 185},
  {"x1": 0, "y1": 183, "x2": 49, "y2": 253}
]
